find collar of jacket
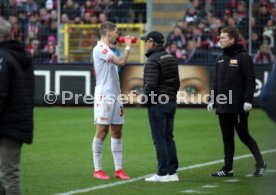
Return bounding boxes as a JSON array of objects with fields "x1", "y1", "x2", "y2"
[
  {"x1": 222, "y1": 43, "x2": 246, "y2": 56},
  {"x1": 145, "y1": 46, "x2": 165, "y2": 58}
]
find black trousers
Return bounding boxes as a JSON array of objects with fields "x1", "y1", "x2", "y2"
[{"x1": 218, "y1": 113, "x2": 264, "y2": 171}]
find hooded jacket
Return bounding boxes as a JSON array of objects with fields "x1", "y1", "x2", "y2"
[
  {"x1": 213, "y1": 44, "x2": 255, "y2": 114},
  {"x1": 0, "y1": 40, "x2": 34, "y2": 144},
  {"x1": 144, "y1": 46, "x2": 180, "y2": 103}
]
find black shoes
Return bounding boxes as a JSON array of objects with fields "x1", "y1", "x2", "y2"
[
  {"x1": 211, "y1": 162, "x2": 267, "y2": 177},
  {"x1": 210, "y1": 168, "x2": 234, "y2": 177},
  {"x1": 254, "y1": 162, "x2": 267, "y2": 177}
]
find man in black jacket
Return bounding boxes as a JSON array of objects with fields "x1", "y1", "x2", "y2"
[
  {"x1": 141, "y1": 31, "x2": 180, "y2": 182},
  {"x1": 260, "y1": 65, "x2": 276, "y2": 122},
  {"x1": 207, "y1": 27, "x2": 266, "y2": 177},
  {"x1": 0, "y1": 17, "x2": 34, "y2": 194}
]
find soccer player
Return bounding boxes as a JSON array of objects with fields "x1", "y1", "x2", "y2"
[{"x1": 92, "y1": 22, "x2": 132, "y2": 180}]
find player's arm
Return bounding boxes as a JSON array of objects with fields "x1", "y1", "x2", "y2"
[
  {"x1": 109, "y1": 47, "x2": 130, "y2": 67},
  {"x1": 109, "y1": 36, "x2": 132, "y2": 67}
]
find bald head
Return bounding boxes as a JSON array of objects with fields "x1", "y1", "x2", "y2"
[{"x1": 0, "y1": 17, "x2": 11, "y2": 41}]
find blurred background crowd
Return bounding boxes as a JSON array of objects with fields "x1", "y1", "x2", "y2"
[{"x1": 0, "y1": 0, "x2": 275, "y2": 64}]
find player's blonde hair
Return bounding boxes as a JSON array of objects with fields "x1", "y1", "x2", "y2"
[{"x1": 99, "y1": 21, "x2": 116, "y2": 37}]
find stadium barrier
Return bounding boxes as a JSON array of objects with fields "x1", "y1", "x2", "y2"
[
  {"x1": 34, "y1": 63, "x2": 273, "y2": 106},
  {"x1": 62, "y1": 23, "x2": 145, "y2": 63}
]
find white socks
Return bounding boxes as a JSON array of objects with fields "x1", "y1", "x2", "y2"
[
  {"x1": 92, "y1": 137, "x2": 123, "y2": 171},
  {"x1": 111, "y1": 137, "x2": 122, "y2": 171},
  {"x1": 92, "y1": 137, "x2": 103, "y2": 171}
]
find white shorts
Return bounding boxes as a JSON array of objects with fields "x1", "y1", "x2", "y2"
[{"x1": 94, "y1": 95, "x2": 125, "y2": 125}]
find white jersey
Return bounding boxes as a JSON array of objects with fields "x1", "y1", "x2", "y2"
[{"x1": 92, "y1": 41, "x2": 120, "y2": 98}]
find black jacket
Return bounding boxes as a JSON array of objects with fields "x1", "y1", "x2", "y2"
[
  {"x1": 260, "y1": 66, "x2": 276, "y2": 122},
  {"x1": 213, "y1": 44, "x2": 255, "y2": 113},
  {"x1": 144, "y1": 46, "x2": 180, "y2": 104},
  {"x1": 0, "y1": 40, "x2": 34, "y2": 144}
]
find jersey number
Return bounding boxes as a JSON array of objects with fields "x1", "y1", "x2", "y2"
[{"x1": 120, "y1": 106, "x2": 124, "y2": 117}]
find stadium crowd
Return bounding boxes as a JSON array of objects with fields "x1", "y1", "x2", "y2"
[
  {"x1": 165, "y1": 0, "x2": 276, "y2": 64},
  {"x1": 0, "y1": 0, "x2": 275, "y2": 64}
]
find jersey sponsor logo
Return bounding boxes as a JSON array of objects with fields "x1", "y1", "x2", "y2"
[
  {"x1": 218, "y1": 59, "x2": 224, "y2": 63},
  {"x1": 160, "y1": 54, "x2": 172, "y2": 59},
  {"x1": 229, "y1": 59, "x2": 238, "y2": 67},
  {"x1": 230, "y1": 59, "x2": 238, "y2": 64},
  {"x1": 102, "y1": 48, "x2": 109, "y2": 55}
]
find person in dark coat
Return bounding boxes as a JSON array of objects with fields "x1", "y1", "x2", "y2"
[
  {"x1": 207, "y1": 27, "x2": 266, "y2": 177},
  {"x1": 0, "y1": 17, "x2": 34, "y2": 194},
  {"x1": 259, "y1": 65, "x2": 276, "y2": 122},
  {"x1": 141, "y1": 31, "x2": 180, "y2": 182}
]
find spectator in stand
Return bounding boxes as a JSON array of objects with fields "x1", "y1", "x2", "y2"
[
  {"x1": 17, "y1": 9, "x2": 28, "y2": 31},
  {"x1": 74, "y1": 16, "x2": 82, "y2": 24},
  {"x1": 214, "y1": 1, "x2": 231, "y2": 18},
  {"x1": 191, "y1": 25, "x2": 202, "y2": 48},
  {"x1": 63, "y1": 0, "x2": 79, "y2": 21},
  {"x1": 44, "y1": 35, "x2": 56, "y2": 51},
  {"x1": 28, "y1": 38, "x2": 40, "y2": 59},
  {"x1": 9, "y1": 16, "x2": 23, "y2": 41},
  {"x1": 95, "y1": 0, "x2": 110, "y2": 17},
  {"x1": 133, "y1": 0, "x2": 146, "y2": 23},
  {"x1": 204, "y1": 0, "x2": 215, "y2": 14},
  {"x1": 39, "y1": 8, "x2": 49, "y2": 28},
  {"x1": 226, "y1": 17, "x2": 236, "y2": 28},
  {"x1": 271, "y1": 6, "x2": 276, "y2": 23},
  {"x1": 184, "y1": 7, "x2": 198, "y2": 23},
  {"x1": 99, "y1": 12, "x2": 108, "y2": 23},
  {"x1": 91, "y1": 14, "x2": 98, "y2": 24},
  {"x1": 48, "y1": 45, "x2": 58, "y2": 63},
  {"x1": 48, "y1": 20, "x2": 57, "y2": 38},
  {"x1": 61, "y1": 13, "x2": 70, "y2": 24},
  {"x1": 3, "y1": 0, "x2": 20, "y2": 18},
  {"x1": 81, "y1": 0, "x2": 96, "y2": 19},
  {"x1": 49, "y1": 9, "x2": 58, "y2": 25},
  {"x1": 256, "y1": 2, "x2": 272, "y2": 30},
  {"x1": 165, "y1": 42, "x2": 184, "y2": 61},
  {"x1": 82, "y1": 11, "x2": 92, "y2": 24},
  {"x1": 24, "y1": 0, "x2": 39, "y2": 17},
  {"x1": 223, "y1": 10, "x2": 232, "y2": 26},
  {"x1": 26, "y1": 11, "x2": 40, "y2": 38},
  {"x1": 263, "y1": 29, "x2": 274, "y2": 49},
  {"x1": 185, "y1": 40, "x2": 197, "y2": 63},
  {"x1": 166, "y1": 25, "x2": 186, "y2": 53},
  {"x1": 25, "y1": 31, "x2": 36, "y2": 51},
  {"x1": 253, "y1": 41, "x2": 275, "y2": 64},
  {"x1": 119, "y1": 0, "x2": 132, "y2": 23},
  {"x1": 209, "y1": 18, "x2": 223, "y2": 48},
  {"x1": 235, "y1": 1, "x2": 248, "y2": 38}
]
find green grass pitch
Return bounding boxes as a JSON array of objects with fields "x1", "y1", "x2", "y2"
[{"x1": 21, "y1": 107, "x2": 276, "y2": 195}]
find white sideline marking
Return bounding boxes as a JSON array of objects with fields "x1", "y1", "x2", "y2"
[
  {"x1": 202, "y1": 184, "x2": 218, "y2": 188},
  {"x1": 266, "y1": 169, "x2": 276, "y2": 173},
  {"x1": 245, "y1": 169, "x2": 276, "y2": 177},
  {"x1": 224, "y1": 179, "x2": 240, "y2": 183},
  {"x1": 181, "y1": 189, "x2": 209, "y2": 194},
  {"x1": 54, "y1": 148, "x2": 276, "y2": 195}
]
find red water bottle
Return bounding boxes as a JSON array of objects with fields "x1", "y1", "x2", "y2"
[{"x1": 119, "y1": 36, "x2": 137, "y2": 44}]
